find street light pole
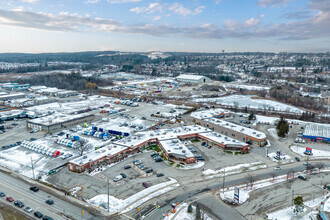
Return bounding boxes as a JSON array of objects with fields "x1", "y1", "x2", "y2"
[
  {"x1": 223, "y1": 168, "x2": 226, "y2": 194},
  {"x1": 31, "y1": 157, "x2": 35, "y2": 180},
  {"x1": 108, "y1": 179, "x2": 110, "y2": 212},
  {"x1": 291, "y1": 190, "x2": 294, "y2": 208}
]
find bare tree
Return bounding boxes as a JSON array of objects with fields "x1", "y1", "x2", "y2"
[
  {"x1": 270, "y1": 172, "x2": 277, "y2": 181},
  {"x1": 76, "y1": 138, "x2": 92, "y2": 156},
  {"x1": 290, "y1": 169, "x2": 295, "y2": 178},
  {"x1": 314, "y1": 162, "x2": 325, "y2": 172},
  {"x1": 247, "y1": 174, "x2": 255, "y2": 188}
]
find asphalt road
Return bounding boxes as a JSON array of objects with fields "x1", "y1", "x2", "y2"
[
  {"x1": 0, "y1": 172, "x2": 100, "y2": 220},
  {"x1": 143, "y1": 162, "x2": 328, "y2": 220}
]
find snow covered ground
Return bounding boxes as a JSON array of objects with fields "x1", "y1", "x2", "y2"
[
  {"x1": 267, "y1": 128, "x2": 280, "y2": 140},
  {"x1": 178, "y1": 161, "x2": 205, "y2": 170},
  {"x1": 267, "y1": 206, "x2": 307, "y2": 220},
  {"x1": 255, "y1": 115, "x2": 279, "y2": 125},
  {"x1": 290, "y1": 146, "x2": 330, "y2": 159},
  {"x1": 87, "y1": 178, "x2": 179, "y2": 214},
  {"x1": 202, "y1": 161, "x2": 267, "y2": 179},
  {"x1": 192, "y1": 95, "x2": 304, "y2": 113},
  {"x1": 164, "y1": 203, "x2": 213, "y2": 220}
]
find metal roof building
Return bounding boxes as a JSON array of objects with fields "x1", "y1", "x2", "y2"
[
  {"x1": 302, "y1": 123, "x2": 330, "y2": 143},
  {"x1": 175, "y1": 74, "x2": 211, "y2": 84}
]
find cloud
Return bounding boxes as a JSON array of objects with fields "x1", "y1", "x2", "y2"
[
  {"x1": 214, "y1": 0, "x2": 222, "y2": 4},
  {"x1": 107, "y1": 0, "x2": 141, "y2": 3},
  {"x1": 153, "y1": 16, "x2": 161, "y2": 21},
  {"x1": 84, "y1": 0, "x2": 101, "y2": 4},
  {"x1": 257, "y1": 0, "x2": 295, "y2": 7},
  {"x1": 0, "y1": 0, "x2": 329, "y2": 41},
  {"x1": 130, "y1": 2, "x2": 204, "y2": 16},
  {"x1": 19, "y1": 0, "x2": 38, "y2": 3}
]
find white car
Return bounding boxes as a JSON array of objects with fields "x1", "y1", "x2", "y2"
[{"x1": 274, "y1": 167, "x2": 281, "y2": 170}]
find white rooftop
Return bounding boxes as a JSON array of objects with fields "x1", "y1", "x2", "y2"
[
  {"x1": 176, "y1": 74, "x2": 205, "y2": 80},
  {"x1": 190, "y1": 108, "x2": 231, "y2": 120},
  {"x1": 303, "y1": 123, "x2": 330, "y2": 138},
  {"x1": 69, "y1": 144, "x2": 128, "y2": 166},
  {"x1": 204, "y1": 118, "x2": 267, "y2": 139},
  {"x1": 28, "y1": 112, "x2": 93, "y2": 126},
  {"x1": 199, "y1": 132, "x2": 248, "y2": 147},
  {"x1": 159, "y1": 139, "x2": 195, "y2": 159}
]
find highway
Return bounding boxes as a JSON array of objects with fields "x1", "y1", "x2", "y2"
[
  {"x1": 142, "y1": 163, "x2": 327, "y2": 220},
  {"x1": 0, "y1": 172, "x2": 101, "y2": 220}
]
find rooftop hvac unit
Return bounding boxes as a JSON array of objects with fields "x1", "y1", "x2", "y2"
[
  {"x1": 257, "y1": 134, "x2": 261, "y2": 137},
  {"x1": 179, "y1": 146, "x2": 183, "y2": 149},
  {"x1": 253, "y1": 132, "x2": 256, "y2": 134},
  {"x1": 182, "y1": 150, "x2": 186, "y2": 153},
  {"x1": 168, "y1": 150, "x2": 171, "y2": 152},
  {"x1": 233, "y1": 140, "x2": 236, "y2": 142}
]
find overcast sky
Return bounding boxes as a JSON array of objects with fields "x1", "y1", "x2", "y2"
[{"x1": 0, "y1": 0, "x2": 329, "y2": 53}]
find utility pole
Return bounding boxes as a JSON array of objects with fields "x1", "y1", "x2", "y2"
[
  {"x1": 223, "y1": 168, "x2": 226, "y2": 194},
  {"x1": 31, "y1": 157, "x2": 35, "y2": 180},
  {"x1": 291, "y1": 190, "x2": 294, "y2": 208},
  {"x1": 108, "y1": 179, "x2": 110, "y2": 212}
]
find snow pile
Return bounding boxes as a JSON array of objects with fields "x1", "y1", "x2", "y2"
[
  {"x1": 267, "y1": 206, "x2": 307, "y2": 220},
  {"x1": 87, "y1": 178, "x2": 179, "y2": 214},
  {"x1": 202, "y1": 161, "x2": 267, "y2": 178},
  {"x1": 290, "y1": 146, "x2": 330, "y2": 159},
  {"x1": 268, "y1": 152, "x2": 293, "y2": 164},
  {"x1": 164, "y1": 203, "x2": 213, "y2": 220},
  {"x1": 255, "y1": 115, "x2": 279, "y2": 125},
  {"x1": 70, "y1": 186, "x2": 82, "y2": 197},
  {"x1": 304, "y1": 193, "x2": 330, "y2": 208},
  {"x1": 323, "y1": 196, "x2": 330, "y2": 212},
  {"x1": 267, "y1": 128, "x2": 280, "y2": 140},
  {"x1": 178, "y1": 161, "x2": 205, "y2": 170}
]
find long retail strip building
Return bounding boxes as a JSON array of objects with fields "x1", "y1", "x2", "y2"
[
  {"x1": 190, "y1": 109, "x2": 267, "y2": 147},
  {"x1": 302, "y1": 123, "x2": 330, "y2": 143},
  {"x1": 68, "y1": 125, "x2": 250, "y2": 173}
]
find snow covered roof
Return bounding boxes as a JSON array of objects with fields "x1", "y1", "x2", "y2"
[
  {"x1": 0, "y1": 92, "x2": 25, "y2": 99},
  {"x1": 303, "y1": 123, "x2": 330, "y2": 138},
  {"x1": 176, "y1": 74, "x2": 206, "y2": 80},
  {"x1": 204, "y1": 118, "x2": 267, "y2": 139},
  {"x1": 159, "y1": 139, "x2": 195, "y2": 158},
  {"x1": 69, "y1": 144, "x2": 128, "y2": 166},
  {"x1": 190, "y1": 108, "x2": 231, "y2": 119},
  {"x1": 199, "y1": 132, "x2": 248, "y2": 147},
  {"x1": 28, "y1": 112, "x2": 94, "y2": 126}
]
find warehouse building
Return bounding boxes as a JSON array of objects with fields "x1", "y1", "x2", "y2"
[
  {"x1": 26, "y1": 113, "x2": 95, "y2": 133},
  {"x1": 176, "y1": 74, "x2": 211, "y2": 84},
  {"x1": 190, "y1": 108, "x2": 231, "y2": 120},
  {"x1": 0, "y1": 93, "x2": 26, "y2": 101},
  {"x1": 192, "y1": 114, "x2": 267, "y2": 146},
  {"x1": 302, "y1": 123, "x2": 330, "y2": 143}
]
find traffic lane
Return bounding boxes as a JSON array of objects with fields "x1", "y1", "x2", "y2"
[
  {"x1": 0, "y1": 180, "x2": 62, "y2": 220},
  {"x1": 0, "y1": 172, "x2": 98, "y2": 220}
]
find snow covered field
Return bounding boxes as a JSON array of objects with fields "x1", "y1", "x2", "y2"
[
  {"x1": 202, "y1": 161, "x2": 267, "y2": 179},
  {"x1": 87, "y1": 178, "x2": 179, "y2": 214},
  {"x1": 267, "y1": 128, "x2": 280, "y2": 140},
  {"x1": 291, "y1": 146, "x2": 330, "y2": 159},
  {"x1": 192, "y1": 95, "x2": 304, "y2": 113}
]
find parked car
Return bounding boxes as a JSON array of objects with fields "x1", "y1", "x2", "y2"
[
  {"x1": 151, "y1": 153, "x2": 159, "y2": 158},
  {"x1": 120, "y1": 173, "x2": 127, "y2": 178},
  {"x1": 124, "y1": 165, "x2": 131, "y2": 169},
  {"x1": 298, "y1": 175, "x2": 307, "y2": 181},
  {"x1": 34, "y1": 211, "x2": 43, "y2": 218},
  {"x1": 0, "y1": 192, "x2": 5, "y2": 197},
  {"x1": 30, "y1": 186, "x2": 39, "y2": 192},
  {"x1": 6, "y1": 197, "x2": 14, "y2": 202},
  {"x1": 201, "y1": 142, "x2": 206, "y2": 146},
  {"x1": 154, "y1": 157, "x2": 163, "y2": 162},
  {"x1": 138, "y1": 164, "x2": 145, "y2": 169},
  {"x1": 43, "y1": 216, "x2": 54, "y2": 220},
  {"x1": 142, "y1": 182, "x2": 149, "y2": 188},
  {"x1": 274, "y1": 166, "x2": 281, "y2": 170},
  {"x1": 133, "y1": 160, "x2": 142, "y2": 165},
  {"x1": 24, "y1": 206, "x2": 33, "y2": 213},
  {"x1": 30, "y1": 138, "x2": 37, "y2": 141},
  {"x1": 157, "y1": 173, "x2": 164, "y2": 177},
  {"x1": 303, "y1": 162, "x2": 310, "y2": 166},
  {"x1": 45, "y1": 199, "x2": 54, "y2": 205},
  {"x1": 146, "y1": 168, "x2": 153, "y2": 173},
  {"x1": 14, "y1": 200, "x2": 24, "y2": 208},
  {"x1": 295, "y1": 157, "x2": 300, "y2": 162},
  {"x1": 61, "y1": 154, "x2": 73, "y2": 160},
  {"x1": 113, "y1": 175, "x2": 123, "y2": 182}
]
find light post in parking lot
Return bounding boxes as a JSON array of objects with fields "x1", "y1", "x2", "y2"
[
  {"x1": 222, "y1": 168, "x2": 226, "y2": 194},
  {"x1": 108, "y1": 178, "x2": 110, "y2": 212},
  {"x1": 31, "y1": 157, "x2": 35, "y2": 180}
]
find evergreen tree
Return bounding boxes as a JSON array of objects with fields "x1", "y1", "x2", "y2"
[
  {"x1": 248, "y1": 112, "x2": 255, "y2": 121},
  {"x1": 293, "y1": 196, "x2": 304, "y2": 215},
  {"x1": 276, "y1": 117, "x2": 289, "y2": 138},
  {"x1": 187, "y1": 204, "x2": 193, "y2": 213},
  {"x1": 195, "y1": 204, "x2": 201, "y2": 220}
]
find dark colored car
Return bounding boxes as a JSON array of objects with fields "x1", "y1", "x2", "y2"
[
  {"x1": 201, "y1": 142, "x2": 206, "y2": 146},
  {"x1": 142, "y1": 182, "x2": 149, "y2": 188},
  {"x1": 298, "y1": 175, "x2": 307, "y2": 181},
  {"x1": 30, "y1": 186, "x2": 39, "y2": 192},
  {"x1": 154, "y1": 156, "x2": 163, "y2": 162},
  {"x1": 120, "y1": 173, "x2": 127, "y2": 178},
  {"x1": 157, "y1": 173, "x2": 164, "y2": 177},
  {"x1": 14, "y1": 200, "x2": 24, "y2": 208},
  {"x1": 34, "y1": 211, "x2": 43, "y2": 218},
  {"x1": 0, "y1": 192, "x2": 5, "y2": 197},
  {"x1": 6, "y1": 197, "x2": 14, "y2": 202},
  {"x1": 45, "y1": 199, "x2": 54, "y2": 205},
  {"x1": 145, "y1": 168, "x2": 153, "y2": 173},
  {"x1": 43, "y1": 216, "x2": 54, "y2": 220},
  {"x1": 124, "y1": 165, "x2": 131, "y2": 169},
  {"x1": 295, "y1": 157, "x2": 300, "y2": 162},
  {"x1": 30, "y1": 138, "x2": 37, "y2": 141},
  {"x1": 151, "y1": 153, "x2": 159, "y2": 158}
]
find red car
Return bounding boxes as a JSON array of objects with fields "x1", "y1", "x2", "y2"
[
  {"x1": 6, "y1": 197, "x2": 14, "y2": 202},
  {"x1": 142, "y1": 182, "x2": 149, "y2": 188}
]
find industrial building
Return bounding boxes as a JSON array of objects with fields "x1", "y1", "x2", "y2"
[
  {"x1": 0, "y1": 83, "x2": 30, "y2": 91},
  {"x1": 175, "y1": 74, "x2": 211, "y2": 84},
  {"x1": 0, "y1": 93, "x2": 26, "y2": 101},
  {"x1": 26, "y1": 113, "x2": 95, "y2": 133},
  {"x1": 302, "y1": 123, "x2": 330, "y2": 143}
]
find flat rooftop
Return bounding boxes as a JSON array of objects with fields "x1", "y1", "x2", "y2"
[
  {"x1": 159, "y1": 139, "x2": 195, "y2": 159},
  {"x1": 28, "y1": 112, "x2": 94, "y2": 126},
  {"x1": 204, "y1": 118, "x2": 267, "y2": 139},
  {"x1": 199, "y1": 131, "x2": 248, "y2": 147},
  {"x1": 190, "y1": 108, "x2": 231, "y2": 120},
  {"x1": 303, "y1": 123, "x2": 330, "y2": 138}
]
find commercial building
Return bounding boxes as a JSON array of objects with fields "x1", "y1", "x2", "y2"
[
  {"x1": 0, "y1": 83, "x2": 30, "y2": 91},
  {"x1": 190, "y1": 108, "x2": 231, "y2": 120},
  {"x1": 26, "y1": 113, "x2": 95, "y2": 133},
  {"x1": 176, "y1": 74, "x2": 211, "y2": 84},
  {"x1": 191, "y1": 111, "x2": 267, "y2": 146},
  {"x1": 0, "y1": 93, "x2": 26, "y2": 101},
  {"x1": 302, "y1": 123, "x2": 330, "y2": 143}
]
